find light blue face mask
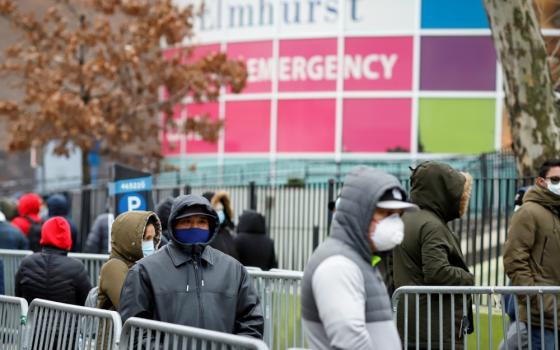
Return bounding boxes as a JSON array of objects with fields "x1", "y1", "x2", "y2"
[
  {"x1": 142, "y1": 240, "x2": 155, "y2": 257},
  {"x1": 217, "y1": 210, "x2": 225, "y2": 224}
]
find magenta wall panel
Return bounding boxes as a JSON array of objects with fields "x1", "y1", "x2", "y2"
[
  {"x1": 344, "y1": 37, "x2": 413, "y2": 91},
  {"x1": 277, "y1": 99, "x2": 336, "y2": 152},
  {"x1": 342, "y1": 99, "x2": 412, "y2": 152},
  {"x1": 225, "y1": 100, "x2": 271, "y2": 152}
]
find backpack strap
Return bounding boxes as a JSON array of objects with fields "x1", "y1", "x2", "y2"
[{"x1": 23, "y1": 215, "x2": 41, "y2": 225}]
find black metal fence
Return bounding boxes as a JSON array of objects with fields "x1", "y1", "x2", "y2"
[{"x1": 50, "y1": 175, "x2": 530, "y2": 285}]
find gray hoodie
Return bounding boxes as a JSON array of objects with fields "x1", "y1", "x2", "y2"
[{"x1": 301, "y1": 166, "x2": 403, "y2": 350}]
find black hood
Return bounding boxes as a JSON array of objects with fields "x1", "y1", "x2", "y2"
[
  {"x1": 168, "y1": 194, "x2": 219, "y2": 252},
  {"x1": 47, "y1": 194, "x2": 69, "y2": 217},
  {"x1": 237, "y1": 210, "x2": 266, "y2": 235},
  {"x1": 155, "y1": 197, "x2": 174, "y2": 231}
]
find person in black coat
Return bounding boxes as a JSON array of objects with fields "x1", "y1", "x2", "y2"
[
  {"x1": 202, "y1": 191, "x2": 239, "y2": 260},
  {"x1": 15, "y1": 217, "x2": 92, "y2": 305},
  {"x1": 234, "y1": 210, "x2": 277, "y2": 270}
]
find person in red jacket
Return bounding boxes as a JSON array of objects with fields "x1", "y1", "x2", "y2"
[
  {"x1": 11, "y1": 193, "x2": 42, "y2": 235},
  {"x1": 12, "y1": 193, "x2": 43, "y2": 251},
  {"x1": 15, "y1": 217, "x2": 91, "y2": 305}
]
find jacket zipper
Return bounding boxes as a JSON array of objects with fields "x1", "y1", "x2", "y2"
[
  {"x1": 193, "y1": 259, "x2": 205, "y2": 327},
  {"x1": 540, "y1": 237, "x2": 548, "y2": 265}
]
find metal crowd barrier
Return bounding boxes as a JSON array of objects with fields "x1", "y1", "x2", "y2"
[
  {"x1": 25, "y1": 298, "x2": 122, "y2": 349},
  {"x1": 0, "y1": 249, "x2": 109, "y2": 294},
  {"x1": 119, "y1": 317, "x2": 269, "y2": 350},
  {"x1": 0, "y1": 249, "x2": 32, "y2": 296},
  {"x1": 1, "y1": 249, "x2": 304, "y2": 349},
  {"x1": 0, "y1": 295, "x2": 28, "y2": 349},
  {"x1": 250, "y1": 270, "x2": 305, "y2": 350},
  {"x1": 392, "y1": 286, "x2": 560, "y2": 350}
]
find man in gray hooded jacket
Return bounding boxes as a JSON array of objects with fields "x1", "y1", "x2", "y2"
[
  {"x1": 302, "y1": 166, "x2": 418, "y2": 350},
  {"x1": 119, "y1": 194, "x2": 264, "y2": 339}
]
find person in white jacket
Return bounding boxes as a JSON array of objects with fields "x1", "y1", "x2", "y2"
[{"x1": 301, "y1": 166, "x2": 417, "y2": 349}]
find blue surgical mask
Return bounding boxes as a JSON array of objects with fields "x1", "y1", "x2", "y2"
[
  {"x1": 175, "y1": 228, "x2": 210, "y2": 244},
  {"x1": 217, "y1": 210, "x2": 225, "y2": 224},
  {"x1": 142, "y1": 240, "x2": 155, "y2": 257}
]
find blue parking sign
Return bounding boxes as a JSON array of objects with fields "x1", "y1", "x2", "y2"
[{"x1": 118, "y1": 192, "x2": 147, "y2": 213}]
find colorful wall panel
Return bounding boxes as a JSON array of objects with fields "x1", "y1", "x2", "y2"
[{"x1": 163, "y1": 0, "x2": 505, "y2": 161}]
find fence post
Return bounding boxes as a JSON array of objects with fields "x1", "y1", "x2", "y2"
[
  {"x1": 79, "y1": 187, "x2": 91, "y2": 251},
  {"x1": 248, "y1": 181, "x2": 257, "y2": 210},
  {"x1": 184, "y1": 185, "x2": 192, "y2": 195},
  {"x1": 327, "y1": 179, "x2": 335, "y2": 234},
  {"x1": 312, "y1": 225, "x2": 319, "y2": 251}
]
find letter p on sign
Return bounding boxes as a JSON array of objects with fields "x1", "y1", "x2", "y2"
[
  {"x1": 118, "y1": 192, "x2": 147, "y2": 213},
  {"x1": 127, "y1": 196, "x2": 142, "y2": 211}
]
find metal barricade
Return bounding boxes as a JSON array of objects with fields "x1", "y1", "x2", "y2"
[
  {"x1": 249, "y1": 270, "x2": 305, "y2": 350},
  {"x1": 0, "y1": 295, "x2": 28, "y2": 349},
  {"x1": 119, "y1": 317, "x2": 269, "y2": 350},
  {"x1": 69, "y1": 252, "x2": 109, "y2": 287},
  {"x1": 0, "y1": 250, "x2": 108, "y2": 295},
  {"x1": 25, "y1": 298, "x2": 122, "y2": 350},
  {"x1": 392, "y1": 286, "x2": 560, "y2": 350},
  {"x1": 0, "y1": 249, "x2": 32, "y2": 296}
]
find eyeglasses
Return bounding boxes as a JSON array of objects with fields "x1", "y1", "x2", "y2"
[{"x1": 546, "y1": 176, "x2": 560, "y2": 185}]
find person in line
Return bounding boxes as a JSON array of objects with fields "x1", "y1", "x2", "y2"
[
  {"x1": 83, "y1": 212, "x2": 111, "y2": 254},
  {"x1": 15, "y1": 217, "x2": 91, "y2": 305},
  {"x1": 155, "y1": 197, "x2": 174, "y2": 246},
  {"x1": 302, "y1": 166, "x2": 418, "y2": 350},
  {"x1": 11, "y1": 193, "x2": 43, "y2": 251},
  {"x1": 392, "y1": 161, "x2": 475, "y2": 349},
  {"x1": 504, "y1": 159, "x2": 560, "y2": 349},
  {"x1": 46, "y1": 193, "x2": 79, "y2": 252},
  {"x1": 119, "y1": 194, "x2": 264, "y2": 338},
  {"x1": 97, "y1": 211, "x2": 161, "y2": 310},
  {"x1": 0, "y1": 210, "x2": 28, "y2": 250},
  {"x1": 0, "y1": 196, "x2": 19, "y2": 221},
  {"x1": 202, "y1": 191, "x2": 239, "y2": 260},
  {"x1": 235, "y1": 210, "x2": 277, "y2": 270}
]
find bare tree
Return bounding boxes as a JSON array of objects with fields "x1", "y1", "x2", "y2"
[{"x1": 0, "y1": 0, "x2": 247, "y2": 184}]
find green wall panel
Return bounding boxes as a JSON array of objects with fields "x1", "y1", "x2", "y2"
[{"x1": 419, "y1": 98, "x2": 495, "y2": 154}]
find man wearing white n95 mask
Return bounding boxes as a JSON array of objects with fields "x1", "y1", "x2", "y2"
[{"x1": 301, "y1": 166, "x2": 418, "y2": 350}]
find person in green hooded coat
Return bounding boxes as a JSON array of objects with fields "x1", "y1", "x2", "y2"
[
  {"x1": 393, "y1": 161, "x2": 474, "y2": 350},
  {"x1": 97, "y1": 211, "x2": 161, "y2": 310}
]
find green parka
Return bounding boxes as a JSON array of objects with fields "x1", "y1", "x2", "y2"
[
  {"x1": 504, "y1": 185, "x2": 560, "y2": 330},
  {"x1": 97, "y1": 210, "x2": 161, "y2": 310},
  {"x1": 393, "y1": 161, "x2": 474, "y2": 349}
]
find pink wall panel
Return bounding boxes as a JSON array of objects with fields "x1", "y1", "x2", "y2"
[
  {"x1": 344, "y1": 37, "x2": 413, "y2": 91},
  {"x1": 278, "y1": 39, "x2": 337, "y2": 92},
  {"x1": 343, "y1": 99, "x2": 412, "y2": 152},
  {"x1": 225, "y1": 100, "x2": 271, "y2": 152},
  {"x1": 227, "y1": 41, "x2": 273, "y2": 93},
  {"x1": 185, "y1": 102, "x2": 220, "y2": 154},
  {"x1": 277, "y1": 99, "x2": 336, "y2": 152}
]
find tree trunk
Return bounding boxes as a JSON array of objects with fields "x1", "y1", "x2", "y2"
[
  {"x1": 483, "y1": 0, "x2": 560, "y2": 176},
  {"x1": 81, "y1": 146, "x2": 91, "y2": 186}
]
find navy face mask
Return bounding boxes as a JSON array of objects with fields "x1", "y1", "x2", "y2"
[{"x1": 174, "y1": 228, "x2": 210, "y2": 244}]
